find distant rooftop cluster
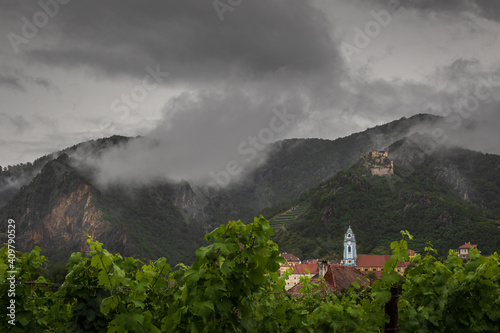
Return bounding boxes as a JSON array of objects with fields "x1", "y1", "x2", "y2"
[
  {"x1": 279, "y1": 225, "x2": 481, "y2": 293},
  {"x1": 278, "y1": 255, "x2": 369, "y2": 294}
]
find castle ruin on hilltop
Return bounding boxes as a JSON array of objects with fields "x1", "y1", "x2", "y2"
[{"x1": 360, "y1": 150, "x2": 394, "y2": 176}]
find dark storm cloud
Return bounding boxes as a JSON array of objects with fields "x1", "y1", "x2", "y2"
[
  {"x1": 0, "y1": 75, "x2": 25, "y2": 92},
  {"x1": 403, "y1": 0, "x2": 468, "y2": 12},
  {"x1": 474, "y1": 0, "x2": 500, "y2": 21},
  {"x1": 82, "y1": 76, "x2": 315, "y2": 187},
  {"x1": 422, "y1": 58, "x2": 500, "y2": 154},
  {"x1": 333, "y1": 55, "x2": 500, "y2": 155},
  {"x1": 23, "y1": 0, "x2": 340, "y2": 82},
  {"x1": 358, "y1": 0, "x2": 500, "y2": 21},
  {"x1": 32, "y1": 0, "x2": 346, "y2": 187},
  {"x1": 417, "y1": 0, "x2": 500, "y2": 21},
  {"x1": 3, "y1": 0, "x2": 498, "y2": 186}
]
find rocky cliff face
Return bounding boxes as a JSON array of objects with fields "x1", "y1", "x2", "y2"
[
  {"x1": 174, "y1": 181, "x2": 211, "y2": 226},
  {"x1": 389, "y1": 134, "x2": 473, "y2": 203},
  {"x1": 434, "y1": 163, "x2": 471, "y2": 202},
  {"x1": 0, "y1": 154, "x2": 133, "y2": 262}
]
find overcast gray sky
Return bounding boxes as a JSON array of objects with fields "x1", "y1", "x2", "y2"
[{"x1": 1, "y1": 0, "x2": 499, "y2": 178}]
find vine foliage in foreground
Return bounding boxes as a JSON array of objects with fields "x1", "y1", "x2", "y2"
[{"x1": 1, "y1": 216, "x2": 499, "y2": 332}]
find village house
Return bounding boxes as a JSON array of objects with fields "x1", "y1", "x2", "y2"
[
  {"x1": 454, "y1": 242, "x2": 478, "y2": 260},
  {"x1": 278, "y1": 253, "x2": 305, "y2": 289},
  {"x1": 280, "y1": 263, "x2": 318, "y2": 291},
  {"x1": 280, "y1": 252, "x2": 301, "y2": 265}
]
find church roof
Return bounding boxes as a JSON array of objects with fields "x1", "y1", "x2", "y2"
[
  {"x1": 356, "y1": 254, "x2": 390, "y2": 267},
  {"x1": 345, "y1": 226, "x2": 355, "y2": 238},
  {"x1": 356, "y1": 254, "x2": 408, "y2": 268}
]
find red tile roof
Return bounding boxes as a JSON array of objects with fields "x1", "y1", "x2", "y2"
[
  {"x1": 291, "y1": 263, "x2": 318, "y2": 275},
  {"x1": 356, "y1": 254, "x2": 408, "y2": 268},
  {"x1": 303, "y1": 259, "x2": 318, "y2": 264},
  {"x1": 280, "y1": 253, "x2": 300, "y2": 262},
  {"x1": 459, "y1": 242, "x2": 477, "y2": 249},
  {"x1": 323, "y1": 265, "x2": 370, "y2": 292},
  {"x1": 287, "y1": 265, "x2": 370, "y2": 295},
  {"x1": 287, "y1": 274, "x2": 334, "y2": 295},
  {"x1": 356, "y1": 254, "x2": 391, "y2": 267}
]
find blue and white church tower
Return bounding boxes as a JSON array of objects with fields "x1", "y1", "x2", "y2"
[{"x1": 343, "y1": 226, "x2": 357, "y2": 266}]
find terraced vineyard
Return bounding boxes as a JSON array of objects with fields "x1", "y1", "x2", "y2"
[{"x1": 269, "y1": 203, "x2": 309, "y2": 230}]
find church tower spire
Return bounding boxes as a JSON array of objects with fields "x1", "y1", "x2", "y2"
[{"x1": 343, "y1": 226, "x2": 357, "y2": 266}]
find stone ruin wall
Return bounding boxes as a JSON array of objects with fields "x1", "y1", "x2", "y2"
[
  {"x1": 370, "y1": 166, "x2": 393, "y2": 176},
  {"x1": 361, "y1": 150, "x2": 394, "y2": 176}
]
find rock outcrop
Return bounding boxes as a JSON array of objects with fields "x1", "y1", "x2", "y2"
[{"x1": 0, "y1": 154, "x2": 133, "y2": 261}]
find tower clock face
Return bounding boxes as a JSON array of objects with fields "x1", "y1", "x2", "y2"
[{"x1": 348, "y1": 241, "x2": 352, "y2": 245}]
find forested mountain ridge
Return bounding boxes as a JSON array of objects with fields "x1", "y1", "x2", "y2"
[
  {"x1": 269, "y1": 136, "x2": 500, "y2": 260},
  {"x1": 1, "y1": 114, "x2": 498, "y2": 264},
  {"x1": 0, "y1": 114, "x2": 449, "y2": 211}
]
